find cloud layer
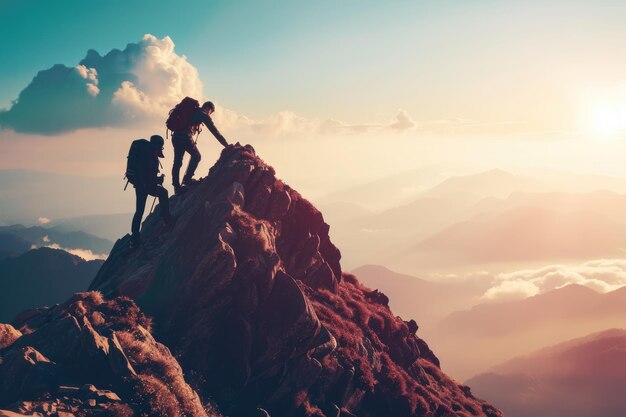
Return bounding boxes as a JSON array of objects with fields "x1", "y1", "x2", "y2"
[
  {"x1": 214, "y1": 107, "x2": 416, "y2": 136},
  {"x1": 32, "y1": 235, "x2": 107, "y2": 261},
  {"x1": 0, "y1": 35, "x2": 203, "y2": 135},
  {"x1": 482, "y1": 259, "x2": 626, "y2": 301}
]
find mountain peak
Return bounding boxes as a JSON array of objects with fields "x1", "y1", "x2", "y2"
[
  {"x1": 91, "y1": 143, "x2": 342, "y2": 298},
  {"x1": 4, "y1": 144, "x2": 502, "y2": 416}
]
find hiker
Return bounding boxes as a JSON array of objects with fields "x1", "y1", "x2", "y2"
[
  {"x1": 126, "y1": 135, "x2": 174, "y2": 248},
  {"x1": 168, "y1": 98, "x2": 230, "y2": 193}
]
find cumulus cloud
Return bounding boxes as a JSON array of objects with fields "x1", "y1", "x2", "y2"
[
  {"x1": 38, "y1": 217, "x2": 50, "y2": 225},
  {"x1": 0, "y1": 34, "x2": 202, "y2": 134},
  {"x1": 0, "y1": 32, "x2": 418, "y2": 138},
  {"x1": 482, "y1": 259, "x2": 626, "y2": 301}
]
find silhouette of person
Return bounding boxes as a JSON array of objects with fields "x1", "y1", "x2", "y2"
[
  {"x1": 171, "y1": 101, "x2": 229, "y2": 193},
  {"x1": 131, "y1": 135, "x2": 173, "y2": 248}
]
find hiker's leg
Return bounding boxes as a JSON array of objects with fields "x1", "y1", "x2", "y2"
[
  {"x1": 172, "y1": 136, "x2": 186, "y2": 189},
  {"x1": 153, "y1": 185, "x2": 171, "y2": 221},
  {"x1": 183, "y1": 141, "x2": 201, "y2": 183},
  {"x1": 131, "y1": 188, "x2": 148, "y2": 243}
]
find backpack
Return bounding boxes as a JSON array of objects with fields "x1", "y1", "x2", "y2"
[
  {"x1": 166, "y1": 97, "x2": 200, "y2": 134},
  {"x1": 125, "y1": 139, "x2": 153, "y2": 186}
]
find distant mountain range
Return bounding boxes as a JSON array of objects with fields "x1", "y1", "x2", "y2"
[
  {"x1": 0, "y1": 224, "x2": 113, "y2": 259},
  {"x1": 429, "y1": 284, "x2": 626, "y2": 380},
  {"x1": 319, "y1": 165, "x2": 454, "y2": 210},
  {"x1": 47, "y1": 213, "x2": 132, "y2": 241},
  {"x1": 350, "y1": 264, "x2": 489, "y2": 323},
  {"x1": 421, "y1": 169, "x2": 546, "y2": 199},
  {"x1": 408, "y1": 205, "x2": 626, "y2": 265},
  {"x1": 317, "y1": 167, "x2": 626, "y2": 271},
  {"x1": 6, "y1": 167, "x2": 626, "y2": 274},
  {"x1": 467, "y1": 328, "x2": 626, "y2": 417},
  {"x1": 0, "y1": 231, "x2": 32, "y2": 260},
  {"x1": 349, "y1": 263, "x2": 626, "y2": 384},
  {"x1": 0, "y1": 247, "x2": 104, "y2": 322}
]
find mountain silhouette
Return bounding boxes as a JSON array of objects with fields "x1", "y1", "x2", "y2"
[
  {"x1": 88, "y1": 144, "x2": 502, "y2": 416},
  {"x1": 0, "y1": 224, "x2": 113, "y2": 255},
  {"x1": 430, "y1": 284, "x2": 626, "y2": 379},
  {"x1": 0, "y1": 232, "x2": 31, "y2": 261},
  {"x1": 422, "y1": 169, "x2": 545, "y2": 199},
  {"x1": 467, "y1": 328, "x2": 626, "y2": 417},
  {"x1": 0, "y1": 247, "x2": 104, "y2": 322},
  {"x1": 1, "y1": 144, "x2": 502, "y2": 416},
  {"x1": 396, "y1": 205, "x2": 626, "y2": 268}
]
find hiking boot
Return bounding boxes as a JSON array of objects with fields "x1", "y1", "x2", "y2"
[
  {"x1": 182, "y1": 178, "x2": 201, "y2": 186},
  {"x1": 129, "y1": 238, "x2": 141, "y2": 250}
]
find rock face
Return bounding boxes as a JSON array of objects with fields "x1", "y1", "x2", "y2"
[
  {"x1": 87, "y1": 144, "x2": 503, "y2": 417},
  {"x1": 0, "y1": 292, "x2": 213, "y2": 417}
]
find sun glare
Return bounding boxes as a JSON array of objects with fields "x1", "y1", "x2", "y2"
[{"x1": 593, "y1": 103, "x2": 626, "y2": 136}]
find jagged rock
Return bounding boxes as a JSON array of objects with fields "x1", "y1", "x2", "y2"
[
  {"x1": 365, "y1": 289, "x2": 389, "y2": 306},
  {"x1": 405, "y1": 319, "x2": 418, "y2": 334},
  {"x1": 0, "y1": 323, "x2": 22, "y2": 349},
  {"x1": 2, "y1": 293, "x2": 209, "y2": 417},
  {"x1": 0, "y1": 346, "x2": 59, "y2": 404},
  {"x1": 87, "y1": 144, "x2": 503, "y2": 417},
  {"x1": 0, "y1": 411, "x2": 44, "y2": 417},
  {"x1": 107, "y1": 333, "x2": 136, "y2": 377}
]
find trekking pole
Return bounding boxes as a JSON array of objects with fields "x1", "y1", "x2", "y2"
[
  {"x1": 124, "y1": 180, "x2": 129, "y2": 191},
  {"x1": 150, "y1": 196, "x2": 157, "y2": 214}
]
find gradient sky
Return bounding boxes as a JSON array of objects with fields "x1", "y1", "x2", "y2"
[
  {"x1": 2, "y1": 0, "x2": 626, "y2": 129},
  {"x1": 2, "y1": 0, "x2": 626, "y2": 193}
]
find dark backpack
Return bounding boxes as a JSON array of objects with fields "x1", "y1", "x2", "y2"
[
  {"x1": 125, "y1": 139, "x2": 153, "y2": 186},
  {"x1": 166, "y1": 97, "x2": 200, "y2": 134}
]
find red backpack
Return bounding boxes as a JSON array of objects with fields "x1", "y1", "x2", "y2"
[{"x1": 166, "y1": 97, "x2": 200, "y2": 135}]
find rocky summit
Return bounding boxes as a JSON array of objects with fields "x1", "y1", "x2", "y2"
[{"x1": 1, "y1": 144, "x2": 503, "y2": 417}]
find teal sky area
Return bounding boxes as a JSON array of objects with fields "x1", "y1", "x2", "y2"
[{"x1": 2, "y1": 0, "x2": 626, "y2": 128}]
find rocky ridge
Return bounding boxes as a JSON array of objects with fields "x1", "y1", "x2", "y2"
[
  {"x1": 0, "y1": 293, "x2": 212, "y2": 416},
  {"x1": 1, "y1": 144, "x2": 503, "y2": 417}
]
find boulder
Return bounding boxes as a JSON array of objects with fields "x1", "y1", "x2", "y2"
[
  {"x1": 1, "y1": 293, "x2": 208, "y2": 417},
  {"x1": 0, "y1": 346, "x2": 59, "y2": 405},
  {"x1": 0, "y1": 323, "x2": 22, "y2": 349}
]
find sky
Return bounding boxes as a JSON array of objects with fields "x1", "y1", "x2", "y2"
[{"x1": 2, "y1": 0, "x2": 626, "y2": 194}]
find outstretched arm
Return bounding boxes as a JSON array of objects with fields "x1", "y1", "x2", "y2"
[{"x1": 201, "y1": 114, "x2": 229, "y2": 147}]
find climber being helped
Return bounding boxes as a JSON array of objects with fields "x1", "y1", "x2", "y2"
[
  {"x1": 126, "y1": 135, "x2": 174, "y2": 249},
  {"x1": 166, "y1": 98, "x2": 230, "y2": 194}
]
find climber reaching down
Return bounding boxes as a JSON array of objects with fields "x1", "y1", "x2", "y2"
[{"x1": 166, "y1": 98, "x2": 230, "y2": 194}]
